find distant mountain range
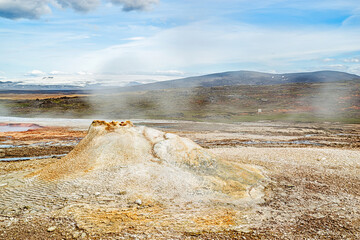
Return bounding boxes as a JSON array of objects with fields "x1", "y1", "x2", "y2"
[
  {"x1": 116, "y1": 70, "x2": 360, "y2": 92},
  {"x1": 1, "y1": 70, "x2": 359, "y2": 91},
  {"x1": 0, "y1": 81, "x2": 86, "y2": 91}
]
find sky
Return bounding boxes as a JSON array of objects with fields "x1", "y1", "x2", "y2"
[{"x1": 1, "y1": 0, "x2": 360, "y2": 86}]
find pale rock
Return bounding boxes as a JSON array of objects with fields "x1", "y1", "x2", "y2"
[
  {"x1": 72, "y1": 231, "x2": 80, "y2": 238},
  {"x1": 47, "y1": 226, "x2": 56, "y2": 232},
  {"x1": 33, "y1": 120, "x2": 264, "y2": 202}
]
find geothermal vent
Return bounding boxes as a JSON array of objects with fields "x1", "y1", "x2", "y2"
[
  {"x1": 6, "y1": 120, "x2": 265, "y2": 235},
  {"x1": 36, "y1": 120, "x2": 218, "y2": 181},
  {"x1": 35, "y1": 120, "x2": 263, "y2": 196}
]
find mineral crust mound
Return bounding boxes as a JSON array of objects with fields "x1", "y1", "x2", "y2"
[
  {"x1": 34, "y1": 120, "x2": 264, "y2": 198},
  {"x1": 3, "y1": 120, "x2": 265, "y2": 235},
  {"x1": 35, "y1": 120, "x2": 218, "y2": 180}
]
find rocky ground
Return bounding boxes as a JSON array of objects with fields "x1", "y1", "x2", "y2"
[{"x1": 0, "y1": 120, "x2": 359, "y2": 239}]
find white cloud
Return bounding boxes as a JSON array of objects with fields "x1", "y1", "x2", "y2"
[
  {"x1": 73, "y1": 22, "x2": 360, "y2": 75},
  {"x1": 77, "y1": 71, "x2": 93, "y2": 75},
  {"x1": 123, "y1": 37, "x2": 145, "y2": 41},
  {"x1": 0, "y1": 0, "x2": 51, "y2": 19},
  {"x1": 342, "y1": 13, "x2": 360, "y2": 26},
  {"x1": 347, "y1": 65, "x2": 360, "y2": 75},
  {"x1": 323, "y1": 58, "x2": 335, "y2": 62},
  {"x1": 0, "y1": 0, "x2": 159, "y2": 19},
  {"x1": 49, "y1": 70, "x2": 66, "y2": 75},
  {"x1": 110, "y1": 0, "x2": 158, "y2": 11},
  {"x1": 25, "y1": 70, "x2": 46, "y2": 76},
  {"x1": 155, "y1": 70, "x2": 184, "y2": 76},
  {"x1": 328, "y1": 64, "x2": 346, "y2": 69},
  {"x1": 343, "y1": 57, "x2": 360, "y2": 63},
  {"x1": 56, "y1": 0, "x2": 100, "y2": 12},
  {"x1": 7, "y1": 73, "x2": 176, "y2": 86}
]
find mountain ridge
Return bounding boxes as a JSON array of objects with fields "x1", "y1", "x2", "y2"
[
  {"x1": 1, "y1": 70, "x2": 359, "y2": 91},
  {"x1": 113, "y1": 70, "x2": 360, "y2": 92}
]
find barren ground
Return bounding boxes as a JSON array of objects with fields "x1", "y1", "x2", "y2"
[{"x1": 0, "y1": 120, "x2": 359, "y2": 239}]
